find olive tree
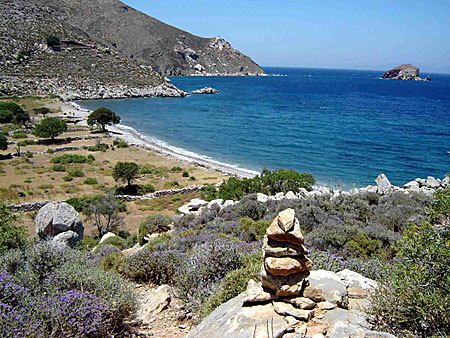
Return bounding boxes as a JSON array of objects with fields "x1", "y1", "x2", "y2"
[
  {"x1": 112, "y1": 161, "x2": 139, "y2": 187},
  {"x1": 87, "y1": 107, "x2": 120, "y2": 132},
  {"x1": 32, "y1": 117, "x2": 67, "y2": 140},
  {"x1": 83, "y1": 191, "x2": 124, "y2": 237}
]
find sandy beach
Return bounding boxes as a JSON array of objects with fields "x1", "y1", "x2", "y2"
[{"x1": 59, "y1": 100, "x2": 259, "y2": 179}]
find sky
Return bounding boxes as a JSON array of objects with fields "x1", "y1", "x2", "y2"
[{"x1": 123, "y1": 0, "x2": 450, "y2": 74}]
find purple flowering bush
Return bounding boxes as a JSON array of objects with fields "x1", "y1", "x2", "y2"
[{"x1": 0, "y1": 242, "x2": 136, "y2": 337}]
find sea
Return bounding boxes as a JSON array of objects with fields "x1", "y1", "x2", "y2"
[{"x1": 77, "y1": 67, "x2": 450, "y2": 189}]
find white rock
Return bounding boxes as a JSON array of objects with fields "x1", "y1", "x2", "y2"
[
  {"x1": 223, "y1": 200, "x2": 235, "y2": 208},
  {"x1": 404, "y1": 180, "x2": 420, "y2": 189},
  {"x1": 425, "y1": 176, "x2": 441, "y2": 189},
  {"x1": 442, "y1": 175, "x2": 450, "y2": 188},
  {"x1": 207, "y1": 199, "x2": 224, "y2": 208},
  {"x1": 421, "y1": 187, "x2": 435, "y2": 199},
  {"x1": 275, "y1": 192, "x2": 285, "y2": 200},
  {"x1": 415, "y1": 178, "x2": 426, "y2": 186},
  {"x1": 337, "y1": 269, "x2": 378, "y2": 290},
  {"x1": 375, "y1": 174, "x2": 392, "y2": 194},
  {"x1": 285, "y1": 191, "x2": 297, "y2": 200},
  {"x1": 99, "y1": 232, "x2": 116, "y2": 244},
  {"x1": 256, "y1": 193, "x2": 269, "y2": 203}
]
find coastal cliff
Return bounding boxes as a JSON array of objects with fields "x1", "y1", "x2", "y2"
[{"x1": 382, "y1": 64, "x2": 431, "y2": 81}]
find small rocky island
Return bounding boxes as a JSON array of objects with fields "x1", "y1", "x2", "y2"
[
  {"x1": 382, "y1": 64, "x2": 431, "y2": 81},
  {"x1": 191, "y1": 87, "x2": 220, "y2": 94}
]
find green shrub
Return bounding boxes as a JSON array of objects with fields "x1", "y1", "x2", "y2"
[
  {"x1": 17, "y1": 140, "x2": 37, "y2": 146},
  {"x1": 87, "y1": 154, "x2": 96, "y2": 161},
  {"x1": 94, "y1": 236, "x2": 127, "y2": 254},
  {"x1": 138, "y1": 215, "x2": 172, "y2": 245},
  {"x1": 33, "y1": 107, "x2": 51, "y2": 116},
  {"x1": 164, "y1": 180, "x2": 180, "y2": 188},
  {"x1": 75, "y1": 236, "x2": 100, "y2": 251},
  {"x1": 46, "y1": 148, "x2": 55, "y2": 154},
  {"x1": 238, "y1": 217, "x2": 270, "y2": 240},
  {"x1": 68, "y1": 169, "x2": 84, "y2": 177},
  {"x1": 52, "y1": 164, "x2": 66, "y2": 172},
  {"x1": 0, "y1": 102, "x2": 29, "y2": 124},
  {"x1": 46, "y1": 35, "x2": 60, "y2": 48},
  {"x1": 372, "y1": 222, "x2": 450, "y2": 336},
  {"x1": 0, "y1": 109, "x2": 13, "y2": 123},
  {"x1": 51, "y1": 154, "x2": 87, "y2": 164},
  {"x1": 84, "y1": 177, "x2": 98, "y2": 185},
  {"x1": 189, "y1": 176, "x2": 196, "y2": 181},
  {"x1": 216, "y1": 169, "x2": 315, "y2": 201},
  {"x1": 171, "y1": 166, "x2": 183, "y2": 172},
  {"x1": 201, "y1": 251, "x2": 262, "y2": 317},
  {"x1": 113, "y1": 139, "x2": 129, "y2": 148},
  {"x1": 141, "y1": 183, "x2": 156, "y2": 194},
  {"x1": 11, "y1": 132, "x2": 27, "y2": 139},
  {"x1": 140, "y1": 164, "x2": 168, "y2": 177},
  {"x1": 63, "y1": 175, "x2": 73, "y2": 181},
  {"x1": 99, "y1": 251, "x2": 127, "y2": 274},
  {"x1": 0, "y1": 202, "x2": 27, "y2": 253},
  {"x1": 25, "y1": 151, "x2": 33, "y2": 158},
  {"x1": 182, "y1": 171, "x2": 189, "y2": 177},
  {"x1": 126, "y1": 249, "x2": 184, "y2": 284},
  {"x1": 0, "y1": 242, "x2": 136, "y2": 337},
  {"x1": 88, "y1": 143, "x2": 109, "y2": 152}
]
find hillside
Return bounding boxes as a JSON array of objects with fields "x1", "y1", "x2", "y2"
[
  {"x1": 0, "y1": 0, "x2": 263, "y2": 100},
  {"x1": 39, "y1": 0, "x2": 264, "y2": 76}
]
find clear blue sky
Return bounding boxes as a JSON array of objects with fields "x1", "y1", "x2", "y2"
[{"x1": 123, "y1": 0, "x2": 450, "y2": 74}]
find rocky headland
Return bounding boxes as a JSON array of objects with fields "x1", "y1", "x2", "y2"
[{"x1": 382, "y1": 64, "x2": 431, "y2": 81}]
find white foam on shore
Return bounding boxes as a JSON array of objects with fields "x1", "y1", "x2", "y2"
[
  {"x1": 111, "y1": 123, "x2": 259, "y2": 178},
  {"x1": 70, "y1": 101, "x2": 258, "y2": 178}
]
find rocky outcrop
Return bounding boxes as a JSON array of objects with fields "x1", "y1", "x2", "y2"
[
  {"x1": 35, "y1": 202, "x2": 84, "y2": 247},
  {"x1": 187, "y1": 214, "x2": 391, "y2": 338},
  {"x1": 191, "y1": 87, "x2": 219, "y2": 94},
  {"x1": 382, "y1": 64, "x2": 431, "y2": 81}
]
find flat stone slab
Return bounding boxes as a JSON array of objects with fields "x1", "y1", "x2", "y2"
[
  {"x1": 306, "y1": 270, "x2": 347, "y2": 305},
  {"x1": 186, "y1": 292, "x2": 288, "y2": 338}
]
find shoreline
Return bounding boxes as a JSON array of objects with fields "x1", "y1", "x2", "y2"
[{"x1": 62, "y1": 101, "x2": 259, "y2": 179}]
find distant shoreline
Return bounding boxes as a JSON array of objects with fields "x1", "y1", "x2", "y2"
[{"x1": 62, "y1": 101, "x2": 258, "y2": 179}]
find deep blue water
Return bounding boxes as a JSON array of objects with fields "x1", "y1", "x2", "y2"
[{"x1": 78, "y1": 67, "x2": 450, "y2": 188}]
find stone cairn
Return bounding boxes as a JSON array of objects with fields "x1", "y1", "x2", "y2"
[{"x1": 245, "y1": 208, "x2": 315, "y2": 320}]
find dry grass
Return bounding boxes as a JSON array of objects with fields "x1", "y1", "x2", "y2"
[{"x1": 1, "y1": 97, "x2": 227, "y2": 237}]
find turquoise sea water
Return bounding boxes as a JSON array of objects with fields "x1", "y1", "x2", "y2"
[{"x1": 78, "y1": 67, "x2": 450, "y2": 188}]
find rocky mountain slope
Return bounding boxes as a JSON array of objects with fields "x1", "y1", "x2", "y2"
[
  {"x1": 38, "y1": 0, "x2": 264, "y2": 76},
  {"x1": 0, "y1": 0, "x2": 263, "y2": 100},
  {"x1": 0, "y1": 0, "x2": 187, "y2": 99}
]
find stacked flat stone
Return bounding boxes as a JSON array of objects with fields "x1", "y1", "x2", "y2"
[
  {"x1": 245, "y1": 208, "x2": 312, "y2": 305},
  {"x1": 262, "y1": 208, "x2": 312, "y2": 297}
]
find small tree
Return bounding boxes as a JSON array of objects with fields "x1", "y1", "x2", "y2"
[
  {"x1": 33, "y1": 107, "x2": 51, "y2": 117},
  {"x1": 0, "y1": 134, "x2": 7, "y2": 151},
  {"x1": 32, "y1": 117, "x2": 67, "y2": 140},
  {"x1": 87, "y1": 107, "x2": 120, "y2": 132},
  {"x1": 83, "y1": 191, "x2": 124, "y2": 237},
  {"x1": 46, "y1": 35, "x2": 61, "y2": 48},
  {"x1": 113, "y1": 162, "x2": 139, "y2": 187}
]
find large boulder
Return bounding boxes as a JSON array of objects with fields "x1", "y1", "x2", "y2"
[
  {"x1": 35, "y1": 202, "x2": 83, "y2": 246},
  {"x1": 375, "y1": 174, "x2": 392, "y2": 194}
]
